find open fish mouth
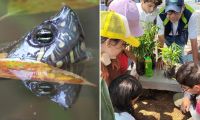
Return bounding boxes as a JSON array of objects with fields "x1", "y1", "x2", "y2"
[{"x1": 0, "y1": 6, "x2": 93, "y2": 108}]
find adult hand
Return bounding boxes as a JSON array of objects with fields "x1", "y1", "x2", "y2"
[
  {"x1": 156, "y1": 58, "x2": 164, "y2": 70},
  {"x1": 181, "y1": 97, "x2": 191, "y2": 113}
]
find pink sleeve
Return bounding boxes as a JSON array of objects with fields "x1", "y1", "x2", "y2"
[{"x1": 196, "y1": 100, "x2": 200, "y2": 114}]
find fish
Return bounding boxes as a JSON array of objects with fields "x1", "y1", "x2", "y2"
[{"x1": 1, "y1": 6, "x2": 93, "y2": 108}]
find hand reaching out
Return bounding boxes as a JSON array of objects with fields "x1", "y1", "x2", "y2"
[{"x1": 181, "y1": 97, "x2": 191, "y2": 113}]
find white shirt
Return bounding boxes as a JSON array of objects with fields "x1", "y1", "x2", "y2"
[
  {"x1": 136, "y1": 3, "x2": 159, "y2": 30},
  {"x1": 115, "y1": 112, "x2": 135, "y2": 120},
  {"x1": 157, "y1": 10, "x2": 198, "y2": 40}
]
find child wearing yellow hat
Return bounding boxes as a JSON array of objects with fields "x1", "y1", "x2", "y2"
[
  {"x1": 100, "y1": 11, "x2": 140, "y2": 85},
  {"x1": 108, "y1": 0, "x2": 144, "y2": 80}
]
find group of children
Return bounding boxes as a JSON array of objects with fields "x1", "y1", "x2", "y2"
[
  {"x1": 101, "y1": 0, "x2": 162, "y2": 84},
  {"x1": 100, "y1": 0, "x2": 200, "y2": 120}
]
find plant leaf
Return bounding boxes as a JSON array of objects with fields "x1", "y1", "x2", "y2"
[
  {"x1": 132, "y1": 23, "x2": 158, "y2": 58},
  {"x1": 161, "y1": 43, "x2": 181, "y2": 67}
]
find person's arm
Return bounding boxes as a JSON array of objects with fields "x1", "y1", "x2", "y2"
[
  {"x1": 190, "y1": 39, "x2": 199, "y2": 64},
  {"x1": 158, "y1": 35, "x2": 165, "y2": 48},
  {"x1": 181, "y1": 92, "x2": 192, "y2": 113},
  {"x1": 156, "y1": 15, "x2": 165, "y2": 69},
  {"x1": 188, "y1": 11, "x2": 199, "y2": 64},
  {"x1": 156, "y1": 35, "x2": 165, "y2": 69},
  {"x1": 156, "y1": 15, "x2": 165, "y2": 46}
]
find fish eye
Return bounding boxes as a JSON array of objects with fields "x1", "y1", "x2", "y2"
[{"x1": 36, "y1": 28, "x2": 53, "y2": 43}]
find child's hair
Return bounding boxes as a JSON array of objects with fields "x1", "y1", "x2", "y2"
[
  {"x1": 143, "y1": 0, "x2": 162, "y2": 6},
  {"x1": 105, "y1": 0, "x2": 113, "y2": 6},
  {"x1": 176, "y1": 62, "x2": 200, "y2": 88},
  {"x1": 101, "y1": 36, "x2": 121, "y2": 45},
  {"x1": 109, "y1": 74, "x2": 142, "y2": 116}
]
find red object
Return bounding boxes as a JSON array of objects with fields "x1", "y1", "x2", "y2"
[{"x1": 117, "y1": 52, "x2": 128, "y2": 74}]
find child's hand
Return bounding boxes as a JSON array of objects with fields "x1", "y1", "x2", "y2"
[{"x1": 181, "y1": 97, "x2": 191, "y2": 113}]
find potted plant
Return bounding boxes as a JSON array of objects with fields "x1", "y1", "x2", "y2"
[
  {"x1": 132, "y1": 23, "x2": 159, "y2": 75},
  {"x1": 160, "y1": 43, "x2": 182, "y2": 79}
]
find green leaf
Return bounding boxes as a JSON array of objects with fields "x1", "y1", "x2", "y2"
[
  {"x1": 161, "y1": 43, "x2": 181, "y2": 68},
  {"x1": 132, "y1": 23, "x2": 159, "y2": 58}
]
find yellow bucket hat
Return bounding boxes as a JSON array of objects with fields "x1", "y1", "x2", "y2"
[{"x1": 100, "y1": 11, "x2": 140, "y2": 47}]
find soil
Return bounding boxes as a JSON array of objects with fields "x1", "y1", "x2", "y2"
[{"x1": 134, "y1": 90, "x2": 191, "y2": 120}]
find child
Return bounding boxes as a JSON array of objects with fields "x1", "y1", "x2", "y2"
[
  {"x1": 101, "y1": 37, "x2": 127, "y2": 84},
  {"x1": 136, "y1": 0, "x2": 162, "y2": 29},
  {"x1": 176, "y1": 62, "x2": 200, "y2": 119},
  {"x1": 109, "y1": 74, "x2": 142, "y2": 120},
  {"x1": 109, "y1": 0, "x2": 143, "y2": 37},
  {"x1": 100, "y1": 11, "x2": 140, "y2": 85},
  {"x1": 108, "y1": 0, "x2": 143, "y2": 78}
]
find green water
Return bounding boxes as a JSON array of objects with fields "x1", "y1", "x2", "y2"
[{"x1": 0, "y1": 4, "x2": 99, "y2": 120}]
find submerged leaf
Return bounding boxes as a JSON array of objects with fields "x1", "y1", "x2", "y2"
[
  {"x1": 7, "y1": 0, "x2": 98, "y2": 15},
  {"x1": 0, "y1": 58, "x2": 95, "y2": 87}
]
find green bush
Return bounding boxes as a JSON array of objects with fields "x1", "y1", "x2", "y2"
[
  {"x1": 160, "y1": 43, "x2": 182, "y2": 69},
  {"x1": 132, "y1": 23, "x2": 159, "y2": 60}
]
